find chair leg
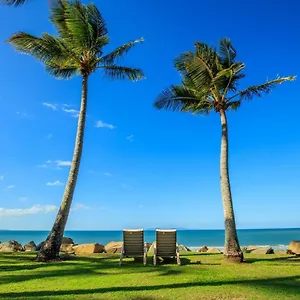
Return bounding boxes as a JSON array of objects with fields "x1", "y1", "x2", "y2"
[
  {"x1": 153, "y1": 254, "x2": 157, "y2": 266},
  {"x1": 143, "y1": 252, "x2": 147, "y2": 266},
  {"x1": 176, "y1": 252, "x2": 181, "y2": 266}
]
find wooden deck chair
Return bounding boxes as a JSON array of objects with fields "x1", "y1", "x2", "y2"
[
  {"x1": 120, "y1": 229, "x2": 147, "y2": 266},
  {"x1": 153, "y1": 229, "x2": 181, "y2": 266}
]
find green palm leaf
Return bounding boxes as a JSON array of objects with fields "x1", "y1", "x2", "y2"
[
  {"x1": 102, "y1": 65, "x2": 144, "y2": 81},
  {"x1": 0, "y1": 0, "x2": 26, "y2": 5},
  {"x1": 102, "y1": 38, "x2": 144, "y2": 65},
  {"x1": 230, "y1": 76, "x2": 296, "y2": 102}
]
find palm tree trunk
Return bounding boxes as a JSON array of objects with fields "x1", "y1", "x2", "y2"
[
  {"x1": 36, "y1": 75, "x2": 89, "y2": 262},
  {"x1": 219, "y1": 109, "x2": 243, "y2": 263}
]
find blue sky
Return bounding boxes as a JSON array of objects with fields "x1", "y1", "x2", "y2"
[{"x1": 0, "y1": 0, "x2": 299, "y2": 230}]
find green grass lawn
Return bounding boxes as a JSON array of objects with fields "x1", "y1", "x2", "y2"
[{"x1": 0, "y1": 252, "x2": 299, "y2": 299}]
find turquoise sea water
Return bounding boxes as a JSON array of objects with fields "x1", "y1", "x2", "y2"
[{"x1": 0, "y1": 228, "x2": 299, "y2": 249}]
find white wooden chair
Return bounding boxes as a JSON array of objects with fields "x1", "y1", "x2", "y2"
[
  {"x1": 119, "y1": 229, "x2": 147, "y2": 266},
  {"x1": 153, "y1": 229, "x2": 181, "y2": 266}
]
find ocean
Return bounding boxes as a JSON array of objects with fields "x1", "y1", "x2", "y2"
[{"x1": 1, "y1": 228, "x2": 299, "y2": 250}]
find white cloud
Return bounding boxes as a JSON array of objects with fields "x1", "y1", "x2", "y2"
[
  {"x1": 16, "y1": 112, "x2": 29, "y2": 117},
  {"x1": 18, "y1": 197, "x2": 28, "y2": 202},
  {"x1": 7, "y1": 185, "x2": 16, "y2": 189},
  {"x1": 126, "y1": 134, "x2": 134, "y2": 142},
  {"x1": 95, "y1": 120, "x2": 116, "y2": 130},
  {"x1": 72, "y1": 203, "x2": 90, "y2": 211},
  {"x1": 0, "y1": 205, "x2": 58, "y2": 217},
  {"x1": 37, "y1": 164, "x2": 48, "y2": 168},
  {"x1": 55, "y1": 160, "x2": 72, "y2": 167},
  {"x1": 0, "y1": 175, "x2": 3, "y2": 180},
  {"x1": 62, "y1": 108, "x2": 79, "y2": 118},
  {"x1": 103, "y1": 172, "x2": 113, "y2": 177},
  {"x1": 121, "y1": 183, "x2": 131, "y2": 189},
  {"x1": 42, "y1": 102, "x2": 57, "y2": 111},
  {"x1": 47, "y1": 133, "x2": 53, "y2": 139},
  {"x1": 46, "y1": 180, "x2": 64, "y2": 186}
]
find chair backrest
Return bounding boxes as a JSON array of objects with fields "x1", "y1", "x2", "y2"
[
  {"x1": 156, "y1": 229, "x2": 177, "y2": 257},
  {"x1": 123, "y1": 229, "x2": 144, "y2": 256}
]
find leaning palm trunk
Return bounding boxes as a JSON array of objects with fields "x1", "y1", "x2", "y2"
[
  {"x1": 36, "y1": 75, "x2": 88, "y2": 261},
  {"x1": 219, "y1": 109, "x2": 243, "y2": 262}
]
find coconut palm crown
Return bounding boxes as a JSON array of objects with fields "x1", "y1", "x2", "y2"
[
  {"x1": 154, "y1": 38, "x2": 295, "y2": 262},
  {"x1": 8, "y1": 0, "x2": 144, "y2": 261}
]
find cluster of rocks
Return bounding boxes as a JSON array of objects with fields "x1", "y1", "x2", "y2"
[{"x1": 1, "y1": 239, "x2": 300, "y2": 256}]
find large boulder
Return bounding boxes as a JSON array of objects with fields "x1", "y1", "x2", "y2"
[
  {"x1": 105, "y1": 241, "x2": 123, "y2": 254},
  {"x1": 246, "y1": 245, "x2": 274, "y2": 254},
  {"x1": 24, "y1": 241, "x2": 37, "y2": 252},
  {"x1": 198, "y1": 246, "x2": 208, "y2": 253},
  {"x1": 73, "y1": 243, "x2": 105, "y2": 254},
  {"x1": 207, "y1": 247, "x2": 222, "y2": 254},
  {"x1": 0, "y1": 240, "x2": 23, "y2": 252},
  {"x1": 60, "y1": 244, "x2": 75, "y2": 253},
  {"x1": 287, "y1": 241, "x2": 300, "y2": 255},
  {"x1": 61, "y1": 237, "x2": 74, "y2": 245},
  {"x1": 178, "y1": 244, "x2": 191, "y2": 252}
]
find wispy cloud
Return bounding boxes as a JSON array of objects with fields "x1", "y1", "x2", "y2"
[
  {"x1": 16, "y1": 112, "x2": 29, "y2": 118},
  {"x1": 55, "y1": 160, "x2": 72, "y2": 167},
  {"x1": 0, "y1": 205, "x2": 58, "y2": 217},
  {"x1": 0, "y1": 175, "x2": 3, "y2": 180},
  {"x1": 46, "y1": 180, "x2": 64, "y2": 186},
  {"x1": 126, "y1": 134, "x2": 134, "y2": 142},
  {"x1": 72, "y1": 203, "x2": 90, "y2": 211},
  {"x1": 95, "y1": 120, "x2": 116, "y2": 129},
  {"x1": 121, "y1": 183, "x2": 131, "y2": 189},
  {"x1": 7, "y1": 185, "x2": 16, "y2": 189},
  {"x1": 47, "y1": 133, "x2": 53, "y2": 140},
  {"x1": 37, "y1": 160, "x2": 71, "y2": 169},
  {"x1": 103, "y1": 172, "x2": 113, "y2": 177},
  {"x1": 42, "y1": 102, "x2": 57, "y2": 111},
  {"x1": 18, "y1": 197, "x2": 28, "y2": 202},
  {"x1": 62, "y1": 108, "x2": 79, "y2": 118}
]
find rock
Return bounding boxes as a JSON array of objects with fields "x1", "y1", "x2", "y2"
[
  {"x1": 105, "y1": 241, "x2": 123, "y2": 254},
  {"x1": 178, "y1": 244, "x2": 191, "y2": 252},
  {"x1": 148, "y1": 241, "x2": 156, "y2": 253},
  {"x1": 60, "y1": 244, "x2": 75, "y2": 253},
  {"x1": 24, "y1": 241, "x2": 37, "y2": 252},
  {"x1": 274, "y1": 250, "x2": 287, "y2": 255},
  {"x1": 198, "y1": 246, "x2": 208, "y2": 253},
  {"x1": 246, "y1": 245, "x2": 274, "y2": 254},
  {"x1": 0, "y1": 240, "x2": 23, "y2": 252},
  {"x1": 36, "y1": 242, "x2": 45, "y2": 251},
  {"x1": 287, "y1": 241, "x2": 300, "y2": 255},
  {"x1": 73, "y1": 243, "x2": 105, "y2": 254},
  {"x1": 62, "y1": 237, "x2": 74, "y2": 245},
  {"x1": 207, "y1": 247, "x2": 222, "y2": 254}
]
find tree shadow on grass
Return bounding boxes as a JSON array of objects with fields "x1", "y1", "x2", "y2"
[
  {"x1": 245, "y1": 255, "x2": 300, "y2": 265},
  {"x1": 0, "y1": 275, "x2": 299, "y2": 298}
]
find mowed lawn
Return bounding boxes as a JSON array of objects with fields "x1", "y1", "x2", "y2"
[{"x1": 0, "y1": 252, "x2": 299, "y2": 299}]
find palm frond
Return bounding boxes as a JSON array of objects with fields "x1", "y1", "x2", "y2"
[
  {"x1": 154, "y1": 84, "x2": 213, "y2": 115},
  {"x1": 51, "y1": 0, "x2": 108, "y2": 52},
  {"x1": 7, "y1": 32, "x2": 76, "y2": 65},
  {"x1": 230, "y1": 76, "x2": 296, "y2": 102},
  {"x1": 219, "y1": 38, "x2": 236, "y2": 68},
  {"x1": 0, "y1": 0, "x2": 26, "y2": 6},
  {"x1": 46, "y1": 64, "x2": 78, "y2": 79},
  {"x1": 102, "y1": 65, "x2": 145, "y2": 81},
  {"x1": 225, "y1": 100, "x2": 241, "y2": 111},
  {"x1": 102, "y1": 38, "x2": 144, "y2": 65}
]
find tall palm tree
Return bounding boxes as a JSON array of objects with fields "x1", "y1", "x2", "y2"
[
  {"x1": 8, "y1": 0, "x2": 144, "y2": 261},
  {"x1": 154, "y1": 39, "x2": 295, "y2": 262}
]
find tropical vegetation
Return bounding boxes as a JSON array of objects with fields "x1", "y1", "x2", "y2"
[
  {"x1": 8, "y1": 0, "x2": 144, "y2": 261},
  {"x1": 154, "y1": 39, "x2": 295, "y2": 262}
]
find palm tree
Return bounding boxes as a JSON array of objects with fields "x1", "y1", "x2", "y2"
[
  {"x1": 154, "y1": 39, "x2": 295, "y2": 262},
  {"x1": 8, "y1": 0, "x2": 144, "y2": 262}
]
